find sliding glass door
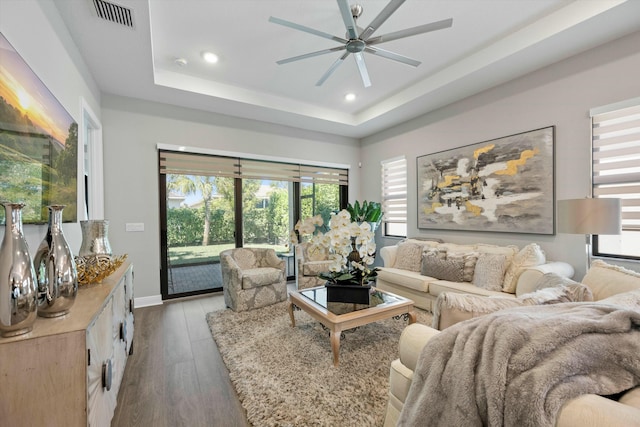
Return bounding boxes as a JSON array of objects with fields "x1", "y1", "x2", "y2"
[
  {"x1": 242, "y1": 179, "x2": 291, "y2": 255},
  {"x1": 159, "y1": 150, "x2": 348, "y2": 300},
  {"x1": 162, "y1": 174, "x2": 236, "y2": 297}
]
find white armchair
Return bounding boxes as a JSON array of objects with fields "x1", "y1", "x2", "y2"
[{"x1": 220, "y1": 248, "x2": 287, "y2": 312}]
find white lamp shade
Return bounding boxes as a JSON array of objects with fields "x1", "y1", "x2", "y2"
[{"x1": 557, "y1": 198, "x2": 622, "y2": 235}]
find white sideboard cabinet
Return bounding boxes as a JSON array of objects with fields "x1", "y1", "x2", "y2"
[{"x1": 0, "y1": 262, "x2": 134, "y2": 427}]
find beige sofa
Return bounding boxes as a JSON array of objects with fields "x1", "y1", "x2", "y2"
[
  {"x1": 377, "y1": 239, "x2": 575, "y2": 311},
  {"x1": 384, "y1": 259, "x2": 640, "y2": 427}
]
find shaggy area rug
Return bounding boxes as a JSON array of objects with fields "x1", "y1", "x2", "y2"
[{"x1": 206, "y1": 301, "x2": 431, "y2": 427}]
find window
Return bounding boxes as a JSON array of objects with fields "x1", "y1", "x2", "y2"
[
  {"x1": 381, "y1": 156, "x2": 407, "y2": 237},
  {"x1": 592, "y1": 98, "x2": 640, "y2": 260}
]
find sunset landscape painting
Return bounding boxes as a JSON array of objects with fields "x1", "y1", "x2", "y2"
[{"x1": 0, "y1": 32, "x2": 77, "y2": 223}]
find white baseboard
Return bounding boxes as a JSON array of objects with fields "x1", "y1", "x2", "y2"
[{"x1": 134, "y1": 295, "x2": 163, "y2": 308}]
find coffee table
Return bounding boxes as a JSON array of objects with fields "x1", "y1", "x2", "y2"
[{"x1": 288, "y1": 286, "x2": 416, "y2": 366}]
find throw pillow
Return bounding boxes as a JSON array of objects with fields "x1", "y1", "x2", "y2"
[
  {"x1": 582, "y1": 259, "x2": 640, "y2": 301},
  {"x1": 502, "y1": 243, "x2": 546, "y2": 293},
  {"x1": 393, "y1": 242, "x2": 424, "y2": 272},
  {"x1": 421, "y1": 256, "x2": 465, "y2": 282},
  {"x1": 472, "y1": 253, "x2": 508, "y2": 292},
  {"x1": 447, "y1": 251, "x2": 479, "y2": 282},
  {"x1": 424, "y1": 246, "x2": 447, "y2": 260},
  {"x1": 533, "y1": 272, "x2": 586, "y2": 293},
  {"x1": 521, "y1": 273, "x2": 594, "y2": 303}
]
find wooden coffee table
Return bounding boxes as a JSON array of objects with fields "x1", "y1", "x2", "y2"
[{"x1": 288, "y1": 286, "x2": 416, "y2": 366}]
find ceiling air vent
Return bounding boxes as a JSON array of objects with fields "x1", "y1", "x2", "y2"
[{"x1": 92, "y1": 0, "x2": 134, "y2": 28}]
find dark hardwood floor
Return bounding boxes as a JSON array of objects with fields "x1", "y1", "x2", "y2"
[{"x1": 112, "y1": 291, "x2": 249, "y2": 426}]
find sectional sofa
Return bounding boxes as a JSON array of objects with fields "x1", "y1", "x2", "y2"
[
  {"x1": 376, "y1": 238, "x2": 575, "y2": 311},
  {"x1": 384, "y1": 259, "x2": 640, "y2": 426}
]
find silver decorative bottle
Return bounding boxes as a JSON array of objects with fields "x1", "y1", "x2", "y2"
[
  {"x1": 0, "y1": 202, "x2": 38, "y2": 337},
  {"x1": 34, "y1": 205, "x2": 78, "y2": 317}
]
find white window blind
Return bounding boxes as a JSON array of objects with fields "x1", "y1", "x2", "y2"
[
  {"x1": 159, "y1": 150, "x2": 348, "y2": 185},
  {"x1": 381, "y1": 156, "x2": 407, "y2": 237},
  {"x1": 592, "y1": 103, "x2": 640, "y2": 231}
]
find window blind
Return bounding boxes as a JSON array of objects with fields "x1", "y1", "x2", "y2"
[
  {"x1": 381, "y1": 156, "x2": 407, "y2": 236},
  {"x1": 159, "y1": 150, "x2": 348, "y2": 185},
  {"x1": 592, "y1": 103, "x2": 640, "y2": 231}
]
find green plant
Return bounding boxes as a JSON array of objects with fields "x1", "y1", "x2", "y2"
[{"x1": 346, "y1": 200, "x2": 383, "y2": 229}]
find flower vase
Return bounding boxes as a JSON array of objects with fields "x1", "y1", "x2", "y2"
[
  {"x1": 0, "y1": 202, "x2": 38, "y2": 337},
  {"x1": 34, "y1": 205, "x2": 78, "y2": 317},
  {"x1": 79, "y1": 220, "x2": 112, "y2": 257},
  {"x1": 325, "y1": 282, "x2": 371, "y2": 304}
]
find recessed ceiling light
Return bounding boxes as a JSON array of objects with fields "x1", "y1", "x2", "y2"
[
  {"x1": 345, "y1": 93, "x2": 356, "y2": 102},
  {"x1": 202, "y1": 51, "x2": 219, "y2": 64},
  {"x1": 174, "y1": 58, "x2": 187, "y2": 67}
]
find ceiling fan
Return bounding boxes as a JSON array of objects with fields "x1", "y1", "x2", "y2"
[{"x1": 268, "y1": 0, "x2": 453, "y2": 88}]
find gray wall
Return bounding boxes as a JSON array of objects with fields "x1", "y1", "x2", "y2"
[
  {"x1": 2, "y1": 0, "x2": 639, "y2": 304},
  {"x1": 362, "y1": 30, "x2": 640, "y2": 280},
  {"x1": 0, "y1": 0, "x2": 101, "y2": 257},
  {"x1": 101, "y1": 95, "x2": 360, "y2": 301}
]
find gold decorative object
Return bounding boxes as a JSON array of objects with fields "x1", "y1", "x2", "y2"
[{"x1": 75, "y1": 254, "x2": 127, "y2": 285}]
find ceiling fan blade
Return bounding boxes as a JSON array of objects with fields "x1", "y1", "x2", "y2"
[
  {"x1": 354, "y1": 53, "x2": 372, "y2": 88},
  {"x1": 360, "y1": 0, "x2": 406, "y2": 41},
  {"x1": 269, "y1": 16, "x2": 347, "y2": 44},
  {"x1": 367, "y1": 18, "x2": 453, "y2": 45},
  {"x1": 364, "y1": 46, "x2": 420, "y2": 67},
  {"x1": 277, "y1": 46, "x2": 347, "y2": 65},
  {"x1": 337, "y1": 0, "x2": 359, "y2": 39},
  {"x1": 316, "y1": 52, "x2": 350, "y2": 86}
]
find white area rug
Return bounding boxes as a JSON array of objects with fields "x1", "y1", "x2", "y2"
[{"x1": 207, "y1": 301, "x2": 431, "y2": 426}]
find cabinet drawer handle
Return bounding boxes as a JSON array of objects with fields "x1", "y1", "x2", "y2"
[
  {"x1": 102, "y1": 359, "x2": 112, "y2": 391},
  {"x1": 120, "y1": 322, "x2": 127, "y2": 342}
]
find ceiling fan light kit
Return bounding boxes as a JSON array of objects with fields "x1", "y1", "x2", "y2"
[{"x1": 269, "y1": 0, "x2": 453, "y2": 88}]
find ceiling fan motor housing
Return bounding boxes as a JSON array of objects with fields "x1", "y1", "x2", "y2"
[{"x1": 346, "y1": 39, "x2": 366, "y2": 52}]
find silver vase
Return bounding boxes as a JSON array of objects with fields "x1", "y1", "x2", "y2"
[
  {"x1": 0, "y1": 202, "x2": 38, "y2": 337},
  {"x1": 79, "y1": 220, "x2": 112, "y2": 257},
  {"x1": 34, "y1": 205, "x2": 78, "y2": 317}
]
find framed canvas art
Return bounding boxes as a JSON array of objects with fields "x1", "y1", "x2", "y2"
[
  {"x1": 0, "y1": 32, "x2": 77, "y2": 224},
  {"x1": 417, "y1": 126, "x2": 555, "y2": 234}
]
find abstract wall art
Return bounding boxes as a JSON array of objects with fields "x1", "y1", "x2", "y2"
[{"x1": 417, "y1": 126, "x2": 555, "y2": 234}]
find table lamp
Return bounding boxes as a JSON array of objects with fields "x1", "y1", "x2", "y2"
[{"x1": 557, "y1": 197, "x2": 621, "y2": 271}]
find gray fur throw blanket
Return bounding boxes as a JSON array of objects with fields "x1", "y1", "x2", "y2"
[{"x1": 398, "y1": 293, "x2": 640, "y2": 427}]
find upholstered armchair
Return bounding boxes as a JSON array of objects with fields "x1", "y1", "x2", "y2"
[
  {"x1": 294, "y1": 242, "x2": 333, "y2": 289},
  {"x1": 220, "y1": 248, "x2": 288, "y2": 312}
]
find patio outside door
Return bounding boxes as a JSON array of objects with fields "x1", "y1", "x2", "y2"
[{"x1": 162, "y1": 174, "x2": 236, "y2": 299}]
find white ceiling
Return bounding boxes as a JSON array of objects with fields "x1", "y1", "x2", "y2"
[{"x1": 53, "y1": 0, "x2": 640, "y2": 138}]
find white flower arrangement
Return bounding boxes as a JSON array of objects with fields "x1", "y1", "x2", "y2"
[{"x1": 291, "y1": 209, "x2": 378, "y2": 286}]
